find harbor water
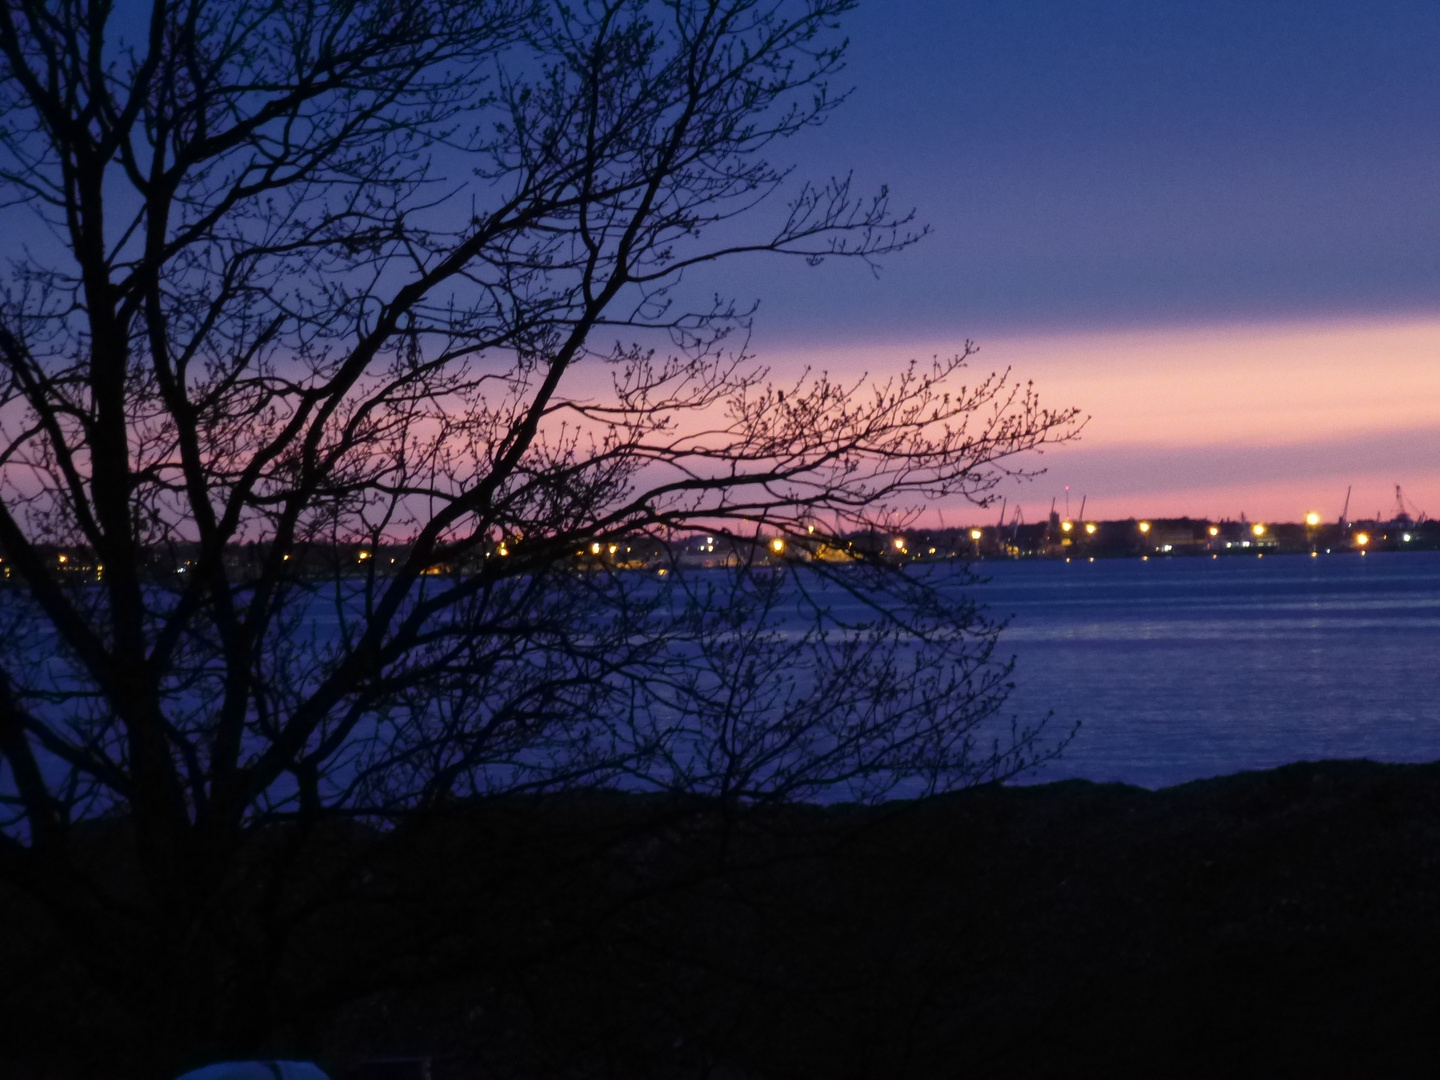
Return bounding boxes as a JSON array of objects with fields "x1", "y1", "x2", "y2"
[{"x1": 960, "y1": 550, "x2": 1440, "y2": 789}]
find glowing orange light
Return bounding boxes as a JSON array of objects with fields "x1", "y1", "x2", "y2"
[
  {"x1": 591, "y1": 542, "x2": 602, "y2": 555},
  {"x1": 1305, "y1": 512, "x2": 1321, "y2": 527},
  {"x1": 769, "y1": 537, "x2": 785, "y2": 554},
  {"x1": 1251, "y1": 523, "x2": 1266, "y2": 537},
  {"x1": 1085, "y1": 522, "x2": 1097, "y2": 535},
  {"x1": 1208, "y1": 526, "x2": 1219, "y2": 537},
  {"x1": 1061, "y1": 520, "x2": 1073, "y2": 533},
  {"x1": 969, "y1": 529, "x2": 983, "y2": 541},
  {"x1": 1139, "y1": 522, "x2": 1151, "y2": 534},
  {"x1": 1355, "y1": 533, "x2": 1370, "y2": 547}
]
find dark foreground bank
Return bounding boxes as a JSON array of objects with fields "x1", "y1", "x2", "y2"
[{"x1": 6, "y1": 759, "x2": 1440, "y2": 1079}]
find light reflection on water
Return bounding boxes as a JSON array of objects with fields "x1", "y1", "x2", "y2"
[{"x1": 956, "y1": 550, "x2": 1440, "y2": 789}]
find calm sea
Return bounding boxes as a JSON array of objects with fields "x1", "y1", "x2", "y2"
[
  {"x1": 10, "y1": 551, "x2": 1436, "y2": 799},
  {"x1": 960, "y1": 550, "x2": 1440, "y2": 789}
]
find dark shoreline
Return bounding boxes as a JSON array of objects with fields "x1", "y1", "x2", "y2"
[
  {"x1": 6, "y1": 758, "x2": 1440, "y2": 1078},
  {"x1": 319, "y1": 758, "x2": 1440, "y2": 1077}
]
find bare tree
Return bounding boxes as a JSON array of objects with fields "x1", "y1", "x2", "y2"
[{"x1": 0, "y1": 0, "x2": 1079, "y2": 1070}]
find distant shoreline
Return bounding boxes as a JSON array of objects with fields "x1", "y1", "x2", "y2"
[{"x1": 894, "y1": 514, "x2": 1439, "y2": 560}]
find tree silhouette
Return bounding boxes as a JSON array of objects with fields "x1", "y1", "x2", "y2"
[{"x1": 0, "y1": 0, "x2": 1078, "y2": 1070}]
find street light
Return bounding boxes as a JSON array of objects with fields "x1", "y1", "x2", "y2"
[
  {"x1": 769, "y1": 537, "x2": 786, "y2": 554},
  {"x1": 1305, "y1": 512, "x2": 1321, "y2": 527},
  {"x1": 1138, "y1": 522, "x2": 1151, "y2": 534},
  {"x1": 1084, "y1": 522, "x2": 1097, "y2": 535},
  {"x1": 1251, "y1": 523, "x2": 1266, "y2": 537}
]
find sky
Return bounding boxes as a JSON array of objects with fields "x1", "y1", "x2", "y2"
[{"x1": 718, "y1": 0, "x2": 1440, "y2": 524}]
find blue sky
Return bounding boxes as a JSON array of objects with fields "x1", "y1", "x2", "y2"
[
  {"x1": 720, "y1": 0, "x2": 1440, "y2": 522},
  {"x1": 732, "y1": 0, "x2": 1440, "y2": 341},
  {"x1": 8, "y1": 1, "x2": 1435, "y2": 521}
]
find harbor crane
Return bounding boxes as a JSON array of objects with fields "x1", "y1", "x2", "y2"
[{"x1": 1393, "y1": 484, "x2": 1426, "y2": 524}]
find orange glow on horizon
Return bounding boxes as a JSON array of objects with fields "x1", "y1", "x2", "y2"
[{"x1": 762, "y1": 314, "x2": 1440, "y2": 522}]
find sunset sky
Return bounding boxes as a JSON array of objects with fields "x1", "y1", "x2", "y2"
[{"x1": 723, "y1": 0, "x2": 1440, "y2": 524}]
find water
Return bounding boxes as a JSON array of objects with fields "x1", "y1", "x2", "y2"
[
  {"x1": 959, "y1": 551, "x2": 1440, "y2": 789},
  {"x1": 7, "y1": 553, "x2": 1436, "y2": 804}
]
